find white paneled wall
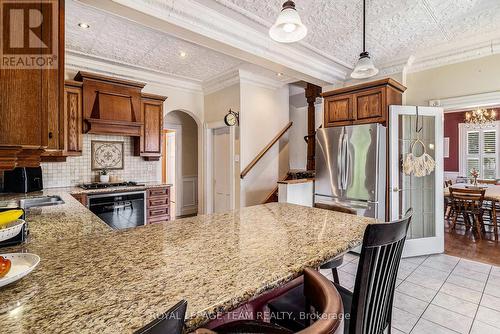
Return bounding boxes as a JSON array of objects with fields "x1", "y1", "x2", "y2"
[{"x1": 41, "y1": 134, "x2": 160, "y2": 188}]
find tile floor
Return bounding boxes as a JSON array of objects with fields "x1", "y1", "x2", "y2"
[{"x1": 320, "y1": 253, "x2": 500, "y2": 334}]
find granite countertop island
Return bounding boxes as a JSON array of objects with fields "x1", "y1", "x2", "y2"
[{"x1": 0, "y1": 187, "x2": 376, "y2": 333}]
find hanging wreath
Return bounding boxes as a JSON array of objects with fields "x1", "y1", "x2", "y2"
[{"x1": 403, "y1": 138, "x2": 436, "y2": 177}]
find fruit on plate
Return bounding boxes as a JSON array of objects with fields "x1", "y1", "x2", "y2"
[
  {"x1": 0, "y1": 256, "x2": 11, "y2": 278},
  {"x1": 0, "y1": 210, "x2": 23, "y2": 228}
]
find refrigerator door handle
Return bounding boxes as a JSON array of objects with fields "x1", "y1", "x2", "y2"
[
  {"x1": 343, "y1": 136, "x2": 349, "y2": 190},
  {"x1": 337, "y1": 132, "x2": 344, "y2": 191}
]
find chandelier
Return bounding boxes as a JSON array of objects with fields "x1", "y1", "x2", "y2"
[{"x1": 465, "y1": 108, "x2": 496, "y2": 126}]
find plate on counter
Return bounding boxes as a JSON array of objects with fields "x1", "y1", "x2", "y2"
[
  {"x1": 0, "y1": 253, "x2": 40, "y2": 288},
  {"x1": 0, "y1": 219, "x2": 25, "y2": 242}
]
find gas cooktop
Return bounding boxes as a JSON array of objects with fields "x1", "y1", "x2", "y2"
[{"x1": 78, "y1": 181, "x2": 145, "y2": 190}]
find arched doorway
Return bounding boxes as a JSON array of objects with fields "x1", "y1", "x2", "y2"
[{"x1": 163, "y1": 110, "x2": 199, "y2": 218}]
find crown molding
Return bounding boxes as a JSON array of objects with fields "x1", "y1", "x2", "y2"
[
  {"x1": 380, "y1": 38, "x2": 500, "y2": 76},
  {"x1": 65, "y1": 50, "x2": 203, "y2": 93},
  {"x1": 202, "y1": 69, "x2": 240, "y2": 95},
  {"x1": 79, "y1": 0, "x2": 348, "y2": 85},
  {"x1": 429, "y1": 91, "x2": 500, "y2": 111},
  {"x1": 202, "y1": 68, "x2": 286, "y2": 95}
]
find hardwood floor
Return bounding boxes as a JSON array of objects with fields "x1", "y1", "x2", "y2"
[{"x1": 445, "y1": 221, "x2": 500, "y2": 266}]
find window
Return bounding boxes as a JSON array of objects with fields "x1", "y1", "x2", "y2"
[{"x1": 461, "y1": 123, "x2": 498, "y2": 180}]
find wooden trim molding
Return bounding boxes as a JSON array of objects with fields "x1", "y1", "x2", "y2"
[
  {"x1": 321, "y1": 78, "x2": 407, "y2": 98},
  {"x1": 240, "y1": 122, "x2": 293, "y2": 179}
]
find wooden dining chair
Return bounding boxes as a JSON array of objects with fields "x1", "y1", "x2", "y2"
[
  {"x1": 449, "y1": 188, "x2": 486, "y2": 240},
  {"x1": 194, "y1": 268, "x2": 344, "y2": 334},
  {"x1": 314, "y1": 203, "x2": 357, "y2": 285},
  {"x1": 444, "y1": 180, "x2": 454, "y2": 220},
  {"x1": 134, "y1": 300, "x2": 187, "y2": 334},
  {"x1": 267, "y1": 209, "x2": 413, "y2": 334}
]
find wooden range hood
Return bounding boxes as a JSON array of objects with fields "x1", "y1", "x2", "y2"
[{"x1": 75, "y1": 71, "x2": 146, "y2": 136}]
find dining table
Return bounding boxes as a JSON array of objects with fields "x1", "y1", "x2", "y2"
[{"x1": 444, "y1": 183, "x2": 500, "y2": 240}]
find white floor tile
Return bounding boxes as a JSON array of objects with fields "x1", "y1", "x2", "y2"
[
  {"x1": 410, "y1": 318, "x2": 458, "y2": 334},
  {"x1": 338, "y1": 270, "x2": 355, "y2": 290},
  {"x1": 490, "y1": 266, "x2": 500, "y2": 278},
  {"x1": 475, "y1": 306, "x2": 500, "y2": 329},
  {"x1": 392, "y1": 307, "x2": 420, "y2": 333},
  {"x1": 471, "y1": 320, "x2": 500, "y2": 334},
  {"x1": 446, "y1": 274, "x2": 486, "y2": 292},
  {"x1": 488, "y1": 274, "x2": 500, "y2": 285},
  {"x1": 431, "y1": 292, "x2": 478, "y2": 317},
  {"x1": 485, "y1": 280, "x2": 500, "y2": 298},
  {"x1": 393, "y1": 291, "x2": 429, "y2": 317},
  {"x1": 407, "y1": 266, "x2": 449, "y2": 290},
  {"x1": 421, "y1": 304, "x2": 473, "y2": 334},
  {"x1": 392, "y1": 327, "x2": 406, "y2": 334},
  {"x1": 421, "y1": 254, "x2": 460, "y2": 273},
  {"x1": 481, "y1": 294, "x2": 500, "y2": 312},
  {"x1": 396, "y1": 278, "x2": 403, "y2": 288},
  {"x1": 343, "y1": 252, "x2": 358, "y2": 262},
  {"x1": 457, "y1": 259, "x2": 492, "y2": 274},
  {"x1": 340, "y1": 261, "x2": 358, "y2": 275},
  {"x1": 452, "y1": 266, "x2": 489, "y2": 283},
  {"x1": 397, "y1": 281, "x2": 438, "y2": 303},
  {"x1": 439, "y1": 282, "x2": 482, "y2": 304},
  {"x1": 402, "y1": 255, "x2": 429, "y2": 265}
]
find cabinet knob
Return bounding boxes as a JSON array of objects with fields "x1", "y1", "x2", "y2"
[{"x1": 48, "y1": 132, "x2": 53, "y2": 139}]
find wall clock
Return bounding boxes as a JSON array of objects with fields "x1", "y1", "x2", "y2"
[{"x1": 224, "y1": 109, "x2": 239, "y2": 126}]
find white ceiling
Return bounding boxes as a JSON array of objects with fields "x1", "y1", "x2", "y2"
[
  {"x1": 210, "y1": 0, "x2": 500, "y2": 67},
  {"x1": 70, "y1": 0, "x2": 500, "y2": 85},
  {"x1": 66, "y1": 0, "x2": 245, "y2": 82}
]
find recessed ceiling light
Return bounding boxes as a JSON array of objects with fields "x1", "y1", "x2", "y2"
[
  {"x1": 78, "y1": 23, "x2": 90, "y2": 29},
  {"x1": 277, "y1": 72, "x2": 284, "y2": 77},
  {"x1": 179, "y1": 51, "x2": 188, "y2": 58}
]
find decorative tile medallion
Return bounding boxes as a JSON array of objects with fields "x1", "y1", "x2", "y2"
[{"x1": 91, "y1": 141, "x2": 124, "y2": 170}]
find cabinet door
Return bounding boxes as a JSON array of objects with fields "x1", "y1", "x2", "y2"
[
  {"x1": 64, "y1": 85, "x2": 83, "y2": 155},
  {"x1": 324, "y1": 94, "x2": 354, "y2": 127},
  {"x1": 354, "y1": 88, "x2": 385, "y2": 124},
  {"x1": 142, "y1": 100, "x2": 163, "y2": 156}
]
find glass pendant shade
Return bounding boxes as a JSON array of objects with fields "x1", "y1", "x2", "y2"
[
  {"x1": 351, "y1": 52, "x2": 379, "y2": 79},
  {"x1": 269, "y1": 2, "x2": 307, "y2": 43}
]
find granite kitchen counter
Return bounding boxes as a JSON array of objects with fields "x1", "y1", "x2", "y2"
[
  {"x1": 0, "y1": 201, "x2": 375, "y2": 333},
  {"x1": 0, "y1": 183, "x2": 171, "y2": 245}
]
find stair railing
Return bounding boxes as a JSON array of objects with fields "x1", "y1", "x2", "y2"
[{"x1": 240, "y1": 122, "x2": 293, "y2": 179}]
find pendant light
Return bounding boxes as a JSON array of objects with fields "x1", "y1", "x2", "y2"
[
  {"x1": 351, "y1": 0, "x2": 379, "y2": 79},
  {"x1": 269, "y1": 1, "x2": 307, "y2": 43}
]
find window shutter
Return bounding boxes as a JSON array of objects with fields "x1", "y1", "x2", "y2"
[
  {"x1": 483, "y1": 131, "x2": 496, "y2": 154},
  {"x1": 467, "y1": 131, "x2": 479, "y2": 154}
]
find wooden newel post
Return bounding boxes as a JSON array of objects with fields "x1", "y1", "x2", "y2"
[{"x1": 305, "y1": 83, "x2": 322, "y2": 171}]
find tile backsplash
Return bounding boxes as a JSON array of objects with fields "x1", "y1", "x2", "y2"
[{"x1": 41, "y1": 134, "x2": 160, "y2": 188}]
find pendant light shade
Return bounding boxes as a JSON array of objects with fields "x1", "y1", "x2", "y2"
[
  {"x1": 351, "y1": 51, "x2": 379, "y2": 79},
  {"x1": 269, "y1": 1, "x2": 307, "y2": 43},
  {"x1": 351, "y1": 0, "x2": 378, "y2": 79}
]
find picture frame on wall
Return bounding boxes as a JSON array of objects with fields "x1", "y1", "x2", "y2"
[{"x1": 91, "y1": 141, "x2": 124, "y2": 170}]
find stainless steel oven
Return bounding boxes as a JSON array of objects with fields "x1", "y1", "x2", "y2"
[{"x1": 88, "y1": 191, "x2": 146, "y2": 230}]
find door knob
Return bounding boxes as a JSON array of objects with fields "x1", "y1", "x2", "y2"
[{"x1": 393, "y1": 187, "x2": 400, "y2": 192}]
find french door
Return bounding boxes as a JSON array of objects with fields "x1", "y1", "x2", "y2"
[{"x1": 390, "y1": 106, "x2": 444, "y2": 257}]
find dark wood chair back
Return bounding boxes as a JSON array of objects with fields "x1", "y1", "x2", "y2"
[
  {"x1": 444, "y1": 180, "x2": 453, "y2": 188},
  {"x1": 314, "y1": 203, "x2": 356, "y2": 215},
  {"x1": 134, "y1": 300, "x2": 187, "y2": 334},
  {"x1": 449, "y1": 188, "x2": 485, "y2": 215},
  {"x1": 349, "y1": 209, "x2": 412, "y2": 334}
]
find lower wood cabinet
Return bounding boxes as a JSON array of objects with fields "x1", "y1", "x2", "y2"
[
  {"x1": 71, "y1": 193, "x2": 88, "y2": 207},
  {"x1": 146, "y1": 186, "x2": 171, "y2": 224}
]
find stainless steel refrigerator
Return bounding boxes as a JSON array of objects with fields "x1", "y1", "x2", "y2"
[{"x1": 315, "y1": 124, "x2": 386, "y2": 220}]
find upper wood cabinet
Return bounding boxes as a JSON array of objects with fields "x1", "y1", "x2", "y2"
[
  {"x1": 134, "y1": 93, "x2": 167, "y2": 161},
  {"x1": 0, "y1": 0, "x2": 65, "y2": 169},
  {"x1": 42, "y1": 81, "x2": 84, "y2": 162},
  {"x1": 322, "y1": 78, "x2": 406, "y2": 127}
]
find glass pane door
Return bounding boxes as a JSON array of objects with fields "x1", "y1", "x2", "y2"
[{"x1": 390, "y1": 106, "x2": 444, "y2": 257}]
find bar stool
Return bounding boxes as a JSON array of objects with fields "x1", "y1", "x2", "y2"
[{"x1": 134, "y1": 300, "x2": 187, "y2": 334}]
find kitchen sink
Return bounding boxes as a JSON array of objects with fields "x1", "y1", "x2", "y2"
[{"x1": 19, "y1": 196, "x2": 65, "y2": 209}]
